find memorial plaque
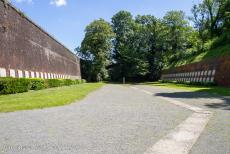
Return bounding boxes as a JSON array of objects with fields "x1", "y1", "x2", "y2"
[
  {"x1": 212, "y1": 70, "x2": 216, "y2": 76},
  {"x1": 31, "y1": 72, "x2": 35, "y2": 78},
  {"x1": 10, "y1": 69, "x2": 16, "y2": 78},
  {"x1": 44, "y1": 73, "x2": 47, "y2": 79},
  {"x1": 36, "y1": 72, "x2": 40, "y2": 78},
  {"x1": 18, "y1": 70, "x2": 23, "y2": 78},
  {"x1": 0, "y1": 68, "x2": 7, "y2": 77},
  {"x1": 25, "y1": 71, "x2": 29, "y2": 78},
  {"x1": 210, "y1": 77, "x2": 214, "y2": 82},
  {"x1": 40, "y1": 72, "x2": 44, "y2": 79}
]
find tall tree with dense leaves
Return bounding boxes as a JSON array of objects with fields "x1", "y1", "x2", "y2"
[
  {"x1": 163, "y1": 11, "x2": 190, "y2": 53},
  {"x1": 77, "y1": 2, "x2": 228, "y2": 83},
  {"x1": 76, "y1": 19, "x2": 114, "y2": 82},
  {"x1": 135, "y1": 15, "x2": 165, "y2": 80},
  {"x1": 192, "y1": 0, "x2": 230, "y2": 38},
  {"x1": 110, "y1": 11, "x2": 136, "y2": 81}
]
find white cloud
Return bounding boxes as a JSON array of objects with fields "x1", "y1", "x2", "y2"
[{"x1": 50, "y1": 0, "x2": 67, "y2": 7}]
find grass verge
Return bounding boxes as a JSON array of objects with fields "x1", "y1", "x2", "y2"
[
  {"x1": 0, "y1": 82, "x2": 104, "y2": 113},
  {"x1": 165, "y1": 44, "x2": 230, "y2": 69},
  {"x1": 144, "y1": 82, "x2": 230, "y2": 96}
]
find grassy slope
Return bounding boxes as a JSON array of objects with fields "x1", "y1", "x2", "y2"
[
  {"x1": 166, "y1": 44, "x2": 230, "y2": 69},
  {"x1": 0, "y1": 83, "x2": 104, "y2": 113},
  {"x1": 145, "y1": 82, "x2": 230, "y2": 96}
]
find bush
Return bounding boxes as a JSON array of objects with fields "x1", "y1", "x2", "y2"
[
  {"x1": 63, "y1": 79, "x2": 75, "y2": 86},
  {"x1": 0, "y1": 77, "x2": 85, "y2": 95},
  {"x1": 75, "y1": 79, "x2": 82, "y2": 84},
  {"x1": 81, "y1": 79, "x2": 86, "y2": 83},
  {"x1": 211, "y1": 32, "x2": 230, "y2": 49},
  {"x1": 0, "y1": 78, "x2": 30, "y2": 94},
  {"x1": 29, "y1": 78, "x2": 47, "y2": 90},
  {"x1": 203, "y1": 39, "x2": 214, "y2": 51},
  {"x1": 46, "y1": 79, "x2": 64, "y2": 88}
]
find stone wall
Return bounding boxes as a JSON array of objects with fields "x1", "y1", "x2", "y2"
[
  {"x1": 161, "y1": 55, "x2": 230, "y2": 87},
  {"x1": 0, "y1": 0, "x2": 81, "y2": 79}
]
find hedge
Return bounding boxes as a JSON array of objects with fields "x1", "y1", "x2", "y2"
[
  {"x1": 0, "y1": 78, "x2": 86, "y2": 95},
  {"x1": 46, "y1": 79, "x2": 64, "y2": 88},
  {"x1": 30, "y1": 78, "x2": 47, "y2": 90},
  {"x1": 0, "y1": 78, "x2": 30, "y2": 94}
]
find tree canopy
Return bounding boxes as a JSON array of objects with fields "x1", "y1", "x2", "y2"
[
  {"x1": 76, "y1": 0, "x2": 229, "y2": 82},
  {"x1": 76, "y1": 19, "x2": 114, "y2": 82}
]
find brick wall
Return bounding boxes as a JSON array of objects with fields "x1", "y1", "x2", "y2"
[
  {"x1": 0, "y1": 0, "x2": 81, "y2": 79},
  {"x1": 161, "y1": 55, "x2": 230, "y2": 87}
]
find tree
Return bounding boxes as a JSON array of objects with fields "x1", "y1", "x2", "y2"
[
  {"x1": 76, "y1": 19, "x2": 114, "y2": 82},
  {"x1": 135, "y1": 15, "x2": 165, "y2": 80},
  {"x1": 192, "y1": 0, "x2": 230, "y2": 38},
  {"x1": 77, "y1": 2, "x2": 228, "y2": 82},
  {"x1": 110, "y1": 11, "x2": 136, "y2": 81},
  {"x1": 163, "y1": 11, "x2": 190, "y2": 53},
  {"x1": 110, "y1": 12, "x2": 166, "y2": 81}
]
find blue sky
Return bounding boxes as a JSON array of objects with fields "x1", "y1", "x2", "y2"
[{"x1": 10, "y1": 0, "x2": 199, "y2": 52}]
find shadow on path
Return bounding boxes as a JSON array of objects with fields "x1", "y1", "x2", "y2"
[{"x1": 155, "y1": 91, "x2": 230, "y2": 110}]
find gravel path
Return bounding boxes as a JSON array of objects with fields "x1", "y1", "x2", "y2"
[
  {"x1": 134, "y1": 84, "x2": 230, "y2": 154},
  {"x1": 0, "y1": 84, "x2": 191, "y2": 154}
]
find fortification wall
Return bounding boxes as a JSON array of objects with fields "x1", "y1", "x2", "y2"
[
  {"x1": 161, "y1": 55, "x2": 230, "y2": 87},
  {"x1": 0, "y1": 0, "x2": 81, "y2": 79}
]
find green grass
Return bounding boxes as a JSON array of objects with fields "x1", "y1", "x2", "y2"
[
  {"x1": 144, "y1": 82, "x2": 230, "y2": 96},
  {"x1": 166, "y1": 44, "x2": 230, "y2": 69},
  {"x1": 0, "y1": 82, "x2": 105, "y2": 113}
]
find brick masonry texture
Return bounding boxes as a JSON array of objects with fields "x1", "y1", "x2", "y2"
[
  {"x1": 162, "y1": 55, "x2": 230, "y2": 87},
  {"x1": 0, "y1": 0, "x2": 81, "y2": 79}
]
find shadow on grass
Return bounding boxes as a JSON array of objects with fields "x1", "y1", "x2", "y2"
[
  {"x1": 155, "y1": 90, "x2": 230, "y2": 111},
  {"x1": 139, "y1": 82, "x2": 230, "y2": 110}
]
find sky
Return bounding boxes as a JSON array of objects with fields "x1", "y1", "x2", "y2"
[{"x1": 10, "y1": 0, "x2": 200, "y2": 53}]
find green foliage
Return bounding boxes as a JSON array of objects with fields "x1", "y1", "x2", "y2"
[
  {"x1": 165, "y1": 44, "x2": 230, "y2": 69},
  {"x1": 146, "y1": 81, "x2": 229, "y2": 96},
  {"x1": 0, "y1": 78, "x2": 30, "y2": 94},
  {"x1": 0, "y1": 78, "x2": 86, "y2": 95},
  {"x1": 211, "y1": 31, "x2": 230, "y2": 48},
  {"x1": 75, "y1": 79, "x2": 82, "y2": 84},
  {"x1": 77, "y1": 19, "x2": 114, "y2": 82},
  {"x1": 63, "y1": 79, "x2": 86, "y2": 85},
  {"x1": 191, "y1": 0, "x2": 230, "y2": 40},
  {"x1": 0, "y1": 83, "x2": 104, "y2": 113},
  {"x1": 29, "y1": 78, "x2": 47, "y2": 90},
  {"x1": 110, "y1": 11, "x2": 166, "y2": 81},
  {"x1": 165, "y1": 0, "x2": 230, "y2": 69},
  {"x1": 77, "y1": 0, "x2": 229, "y2": 81},
  {"x1": 63, "y1": 79, "x2": 75, "y2": 86},
  {"x1": 163, "y1": 11, "x2": 191, "y2": 53},
  {"x1": 46, "y1": 79, "x2": 64, "y2": 88}
]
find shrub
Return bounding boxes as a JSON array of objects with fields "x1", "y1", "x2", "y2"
[
  {"x1": 0, "y1": 77, "x2": 85, "y2": 95},
  {"x1": 63, "y1": 79, "x2": 75, "y2": 86},
  {"x1": 46, "y1": 79, "x2": 64, "y2": 88},
  {"x1": 211, "y1": 32, "x2": 230, "y2": 49},
  {"x1": 18, "y1": 78, "x2": 31, "y2": 92},
  {"x1": 29, "y1": 78, "x2": 47, "y2": 90},
  {"x1": 75, "y1": 79, "x2": 82, "y2": 84},
  {"x1": 81, "y1": 79, "x2": 86, "y2": 83},
  {"x1": 0, "y1": 78, "x2": 30, "y2": 94}
]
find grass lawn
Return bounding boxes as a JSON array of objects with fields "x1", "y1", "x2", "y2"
[
  {"x1": 165, "y1": 44, "x2": 230, "y2": 69},
  {"x1": 144, "y1": 82, "x2": 230, "y2": 96},
  {"x1": 0, "y1": 82, "x2": 104, "y2": 113}
]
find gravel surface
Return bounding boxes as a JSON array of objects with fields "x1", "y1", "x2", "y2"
[
  {"x1": 0, "y1": 84, "x2": 191, "y2": 154},
  {"x1": 134, "y1": 85, "x2": 230, "y2": 154}
]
